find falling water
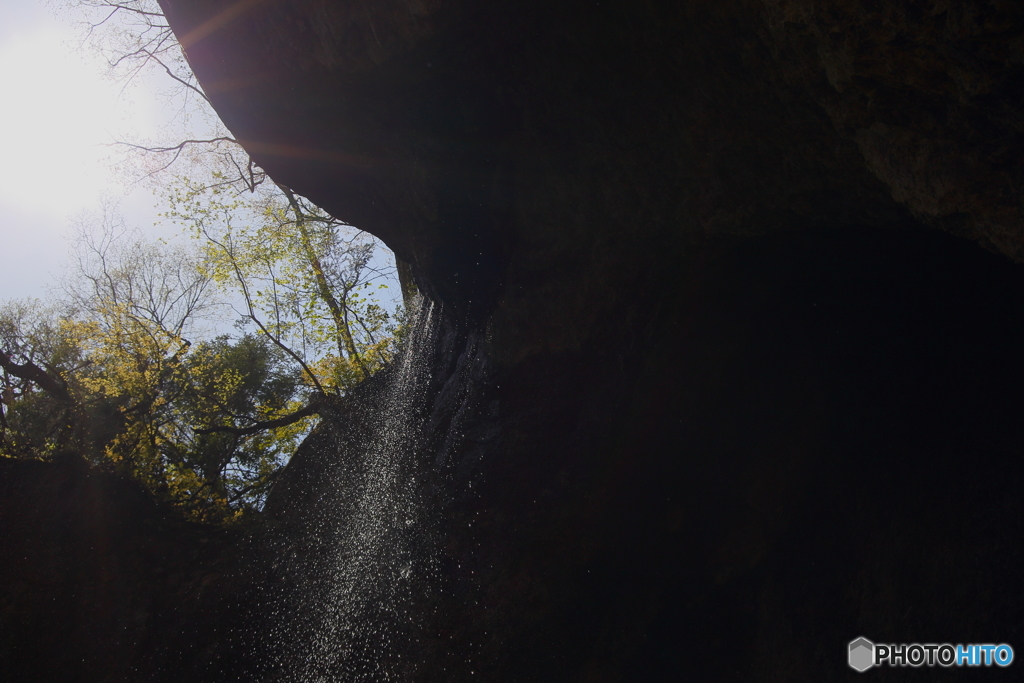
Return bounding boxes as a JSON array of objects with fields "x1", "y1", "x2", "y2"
[{"x1": 260, "y1": 298, "x2": 443, "y2": 682}]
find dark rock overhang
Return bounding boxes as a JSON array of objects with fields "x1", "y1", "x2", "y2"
[{"x1": 155, "y1": 0, "x2": 1024, "y2": 327}]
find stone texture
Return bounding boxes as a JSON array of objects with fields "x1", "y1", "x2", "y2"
[{"x1": 760, "y1": 0, "x2": 1024, "y2": 258}]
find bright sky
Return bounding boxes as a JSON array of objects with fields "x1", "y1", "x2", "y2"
[
  {"x1": 0, "y1": 1, "x2": 402, "y2": 322},
  {"x1": 0, "y1": 0, "x2": 171, "y2": 302}
]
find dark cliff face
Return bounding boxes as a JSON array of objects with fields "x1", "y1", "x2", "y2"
[
  {"x1": 157, "y1": 0, "x2": 916, "y2": 320},
  {"x1": 156, "y1": 0, "x2": 1024, "y2": 322},
  {"x1": 761, "y1": 0, "x2": 1024, "y2": 259},
  {"x1": 4, "y1": 1, "x2": 1024, "y2": 681},
  {"x1": 0, "y1": 456, "x2": 243, "y2": 682}
]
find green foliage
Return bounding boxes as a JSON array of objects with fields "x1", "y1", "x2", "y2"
[
  {"x1": 0, "y1": 194, "x2": 401, "y2": 522},
  {"x1": 0, "y1": 300, "x2": 91, "y2": 458},
  {"x1": 5, "y1": 0, "x2": 403, "y2": 523},
  {"x1": 170, "y1": 334, "x2": 308, "y2": 511},
  {"x1": 164, "y1": 174, "x2": 400, "y2": 395},
  {"x1": 0, "y1": 298, "x2": 311, "y2": 522}
]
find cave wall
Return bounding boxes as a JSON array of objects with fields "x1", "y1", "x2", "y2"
[
  {"x1": 761, "y1": 0, "x2": 1024, "y2": 258},
  {"x1": 157, "y1": 0, "x2": 916, "y2": 320},
  {"x1": 155, "y1": 0, "x2": 1024, "y2": 323},
  {"x1": 151, "y1": 0, "x2": 1024, "y2": 678}
]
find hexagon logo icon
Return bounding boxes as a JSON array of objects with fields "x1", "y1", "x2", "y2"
[{"x1": 849, "y1": 637, "x2": 875, "y2": 672}]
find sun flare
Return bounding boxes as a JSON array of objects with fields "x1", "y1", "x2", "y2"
[{"x1": 0, "y1": 28, "x2": 127, "y2": 217}]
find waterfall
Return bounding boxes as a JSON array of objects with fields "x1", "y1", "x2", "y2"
[{"x1": 260, "y1": 298, "x2": 443, "y2": 682}]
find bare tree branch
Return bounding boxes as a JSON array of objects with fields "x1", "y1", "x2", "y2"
[
  {"x1": 201, "y1": 227, "x2": 330, "y2": 397},
  {"x1": 143, "y1": 47, "x2": 211, "y2": 105},
  {"x1": 111, "y1": 136, "x2": 237, "y2": 155},
  {"x1": 194, "y1": 399, "x2": 320, "y2": 436}
]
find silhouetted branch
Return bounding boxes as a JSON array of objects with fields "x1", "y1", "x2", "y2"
[
  {"x1": 0, "y1": 350, "x2": 74, "y2": 404},
  {"x1": 111, "y1": 136, "x2": 237, "y2": 156},
  {"x1": 193, "y1": 400, "x2": 320, "y2": 436}
]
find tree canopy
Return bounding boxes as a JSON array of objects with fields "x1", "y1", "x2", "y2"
[
  {"x1": 0, "y1": 0, "x2": 407, "y2": 523},
  {"x1": 1, "y1": 195, "x2": 402, "y2": 523}
]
